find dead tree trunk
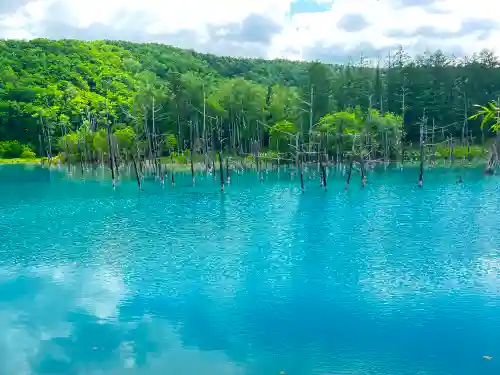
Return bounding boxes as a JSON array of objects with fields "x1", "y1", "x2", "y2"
[
  {"x1": 211, "y1": 120, "x2": 217, "y2": 178},
  {"x1": 450, "y1": 137, "x2": 455, "y2": 166},
  {"x1": 308, "y1": 85, "x2": 314, "y2": 153},
  {"x1": 40, "y1": 113, "x2": 52, "y2": 162},
  {"x1": 202, "y1": 85, "x2": 209, "y2": 173},
  {"x1": 486, "y1": 105, "x2": 500, "y2": 175},
  {"x1": 299, "y1": 152, "x2": 305, "y2": 193},
  {"x1": 112, "y1": 135, "x2": 120, "y2": 180},
  {"x1": 132, "y1": 154, "x2": 142, "y2": 190},
  {"x1": 38, "y1": 123, "x2": 43, "y2": 160},
  {"x1": 190, "y1": 151, "x2": 195, "y2": 185},
  {"x1": 401, "y1": 142, "x2": 404, "y2": 169},
  {"x1": 226, "y1": 152, "x2": 230, "y2": 184},
  {"x1": 218, "y1": 150, "x2": 225, "y2": 192},
  {"x1": 321, "y1": 151, "x2": 327, "y2": 192},
  {"x1": 418, "y1": 111, "x2": 425, "y2": 188},
  {"x1": 462, "y1": 91, "x2": 468, "y2": 146},
  {"x1": 190, "y1": 121, "x2": 195, "y2": 185},
  {"x1": 106, "y1": 126, "x2": 116, "y2": 188},
  {"x1": 361, "y1": 156, "x2": 366, "y2": 187},
  {"x1": 431, "y1": 118, "x2": 436, "y2": 166},
  {"x1": 78, "y1": 138, "x2": 84, "y2": 176},
  {"x1": 345, "y1": 159, "x2": 353, "y2": 191}
]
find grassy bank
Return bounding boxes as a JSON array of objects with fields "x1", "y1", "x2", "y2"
[
  {"x1": 0, "y1": 158, "x2": 42, "y2": 165},
  {"x1": 0, "y1": 152, "x2": 490, "y2": 170}
]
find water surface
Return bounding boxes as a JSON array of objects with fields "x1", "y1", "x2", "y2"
[{"x1": 0, "y1": 164, "x2": 499, "y2": 375}]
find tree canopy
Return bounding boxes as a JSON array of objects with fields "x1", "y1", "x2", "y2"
[{"x1": 1, "y1": 39, "x2": 499, "y2": 160}]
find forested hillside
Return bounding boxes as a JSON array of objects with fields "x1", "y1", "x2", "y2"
[{"x1": 1, "y1": 38, "x2": 499, "y2": 159}]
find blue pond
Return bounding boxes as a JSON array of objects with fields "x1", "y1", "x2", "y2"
[{"x1": 0, "y1": 164, "x2": 499, "y2": 375}]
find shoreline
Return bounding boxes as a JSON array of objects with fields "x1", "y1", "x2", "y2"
[
  {"x1": 0, "y1": 158, "x2": 42, "y2": 165},
  {"x1": 0, "y1": 158, "x2": 489, "y2": 169}
]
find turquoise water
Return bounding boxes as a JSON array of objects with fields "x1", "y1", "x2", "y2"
[{"x1": 1, "y1": 164, "x2": 499, "y2": 375}]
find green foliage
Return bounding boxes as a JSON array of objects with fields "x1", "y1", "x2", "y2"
[
  {"x1": 260, "y1": 151, "x2": 280, "y2": 160},
  {"x1": 114, "y1": 126, "x2": 136, "y2": 152},
  {"x1": 0, "y1": 140, "x2": 36, "y2": 159},
  {"x1": 436, "y1": 145, "x2": 487, "y2": 159},
  {"x1": 269, "y1": 85, "x2": 300, "y2": 122},
  {"x1": 60, "y1": 126, "x2": 139, "y2": 160},
  {"x1": 316, "y1": 110, "x2": 403, "y2": 158},
  {"x1": 92, "y1": 129, "x2": 108, "y2": 154},
  {"x1": 168, "y1": 151, "x2": 187, "y2": 164},
  {"x1": 318, "y1": 111, "x2": 361, "y2": 134},
  {"x1": 20, "y1": 147, "x2": 36, "y2": 159},
  {"x1": 270, "y1": 120, "x2": 298, "y2": 152},
  {"x1": 0, "y1": 140, "x2": 25, "y2": 158},
  {"x1": 470, "y1": 103, "x2": 500, "y2": 133},
  {"x1": 245, "y1": 154, "x2": 255, "y2": 164},
  {"x1": 59, "y1": 132, "x2": 80, "y2": 154},
  {"x1": 166, "y1": 134, "x2": 177, "y2": 150},
  {"x1": 0, "y1": 39, "x2": 498, "y2": 161}
]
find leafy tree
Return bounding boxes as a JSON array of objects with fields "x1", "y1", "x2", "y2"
[
  {"x1": 470, "y1": 102, "x2": 500, "y2": 133},
  {"x1": 1, "y1": 38, "x2": 500, "y2": 160},
  {"x1": 0, "y1": 140, "x2": 24, "y2": 158},
  {"x1": 114, "y1": 126, "x2": 136, "y2": 152},
  {"x1": 21, "y1": 147, "x2": 36, "y2": 159},
  {"x1": 270, "y1": 120, "x2": 298, "y2": 152}
]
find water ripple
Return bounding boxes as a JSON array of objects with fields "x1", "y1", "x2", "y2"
[{"x1": 0, "y1": 165, "x2": 499, "y2": 375}]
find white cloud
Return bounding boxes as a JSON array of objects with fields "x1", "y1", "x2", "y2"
[
  {"x1": 1, "y1": 0, "x2": 500, "y2": 61},
  {"x1": 0, "y1": 261, "x2": 248, "y2": 375}
]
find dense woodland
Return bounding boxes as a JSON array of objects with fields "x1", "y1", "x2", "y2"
[{"x1": 1, "y1": 39, "x2": 500, "y2": 165}]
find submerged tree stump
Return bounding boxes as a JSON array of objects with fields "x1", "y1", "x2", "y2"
[
  {"x1": 345, "y1": 159, "x2": 353, "y2": 191},
  {"x1": 217, "y1": 151, "x2": 224, "y2": 191}
]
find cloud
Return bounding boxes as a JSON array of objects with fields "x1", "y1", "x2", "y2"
[
  {"x1": 336, "y1": 13, "x2": 371, "y2": 33},
  {"x1": 460, "y1": 18, "x2": 500, "y2": 40},
  {"x1": 410, "y1": 39, "x2": 467, "y2": 58},
  {"x1": 0, "y1": 261, "x2": 247, "y2": 375},
  {"x1": 1, "y1": 0, "x2": 500, "y2": 62},
  {"x1": 392, "y1": 0, "x2": 439, "y2": 8},
  {"x1": 385, "y1": 26, "x2": 449, "y2": 39},
  {"x1": 1, "y1": 0, "x2": 284, "y2": 58},
  {"x1": 303, "y1": 41, "x2": 399, "y2": 63},
  {"x1": 208, "y1": 14, "x2": 283, "y2": 44},
  {"x1": 0, "y1": 262, "x2": 126, "y2": 374},
  {"x1": 391, "y1": 0, "x2": 450, "y2": 14},
  {"x1": 0, "y1": 0, "x2": 32, "y2": 14},
  {"x1": 385, "y1": 17, "x2": 500, "y2": 39}
]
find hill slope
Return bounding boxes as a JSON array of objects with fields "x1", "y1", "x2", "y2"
[{"x1": 0, "y1": 39, "x2": 499, "y2": 155}]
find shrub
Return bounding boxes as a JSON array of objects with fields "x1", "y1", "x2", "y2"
[
  {"x1": 169, "y1": 151, "x2": 187, "y2": 164},
  {"x1": 166, "y1": 134, "x2": 177, "y2": 150},
  {"x1": 436, "y1": 145, "x2": 487, "y2": 159},
  {"x1": 20, "y1": 148, "x2": 36, "y2": 159},
  {"x1": 0, "y1": 140, "x2": 24, "y2": 158}
]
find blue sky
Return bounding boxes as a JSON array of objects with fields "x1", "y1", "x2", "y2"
[
  {"x1": 289, "y1": 0, "x2": 332, "y2": 16},
  {"x1": 0, "y1": 0, "x2": 499, "y2": 63}
]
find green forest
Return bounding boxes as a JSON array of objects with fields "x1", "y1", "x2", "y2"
[{"x1": 0, "y1": 38, "x2": 499, "y2": 164}]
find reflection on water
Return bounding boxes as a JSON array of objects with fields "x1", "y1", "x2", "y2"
[{"x1": 0, "y1": 165, "x2": 499, "y2": 375}]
